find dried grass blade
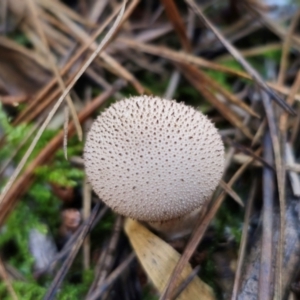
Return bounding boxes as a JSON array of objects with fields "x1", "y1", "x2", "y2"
[
  {"x1": 277, "y1": 11, "x2": 300, "y2": 85},
  {"x1": 286, "y1": 163, "x2": 300, "y2": 173},
  {"x1": 217, "y1": 43, "x2": 282, "y2": 62},
  {"x1": 0, "y1": 36, "x2": 50, "y2": 70},
  {"x1": 17, "y1": 75, "x2": 75, "y2": 126},
  {"x1": 160, "y1": 0, "x2": 191, "y2": 52},
  {"x1": 26, "y1": 0, "x2": 83, "y2": 142},
  {"x1": 111, "y1": 0, "x2": 141, "y2": 37},
  {"x1": 225, "y1": 139, "x2": 271, "y2": 169},
  {"x1": 219, "y1": 180, "x2": 244, "y2": 207},
  {"x1": 21, "y1": 23, "x2": 69, "y2": 56},
  {"x1": 195, "y1": 69, "x2": 260, "y2": 118},
  {"x1": 82, "y1": 176, "x2": 92, "y2": 270},
  {"x1": 252, "y1": 118, "x2": 266, "y2": 147},
  {"x1": 35, "y1": 0, "x2": 95, "y2": 27},
  {"x1": 63, "y1": 104, "x2": 69, "y2": 159},
  {"x1": 118, "y1": 37, "x2": 252, "y2": 79},
  {"x1": 13, "y1": 4, "x2": 122, "y2": 125},
  {"x1": 39, "y1": 10, "x2": 75, "y2": 37},
  {"x1": 164, "y1": 71, "x2": 180, "y2": 99},
  {"x1": 100, "y1": 52, "x2": 146, "y2": 94},
  {"x1": 0, "y1": 95, "x2": 28, "y2": 106},
  {"x1": 279, "y1": 71, "x2": 300, "y2": 134},
  {"x1": 184, "y1": 0, "x2": 296, "y2": 115},
  {"x1": 56, "y1": 2, "x2": 145, "y2": 94},
  {"x1": 0, "y1": 0, "x2": 127, "y2": 206},
  {"x1": 259, "y1": 83, "x2": 300, "y2": 102},
  {"x1": 0, "y1": 257, "x2": 18, "y2": 300},
  {"x1": 179, "y1": 63, "x2": 254, "y2": 139},
  {"x1": 118, "y1": 38, "x2": 300, "y2": 102}
]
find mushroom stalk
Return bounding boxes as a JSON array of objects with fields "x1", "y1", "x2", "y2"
[{"x1": 147, "y1": 207, "x2": 203, "y2": 240}]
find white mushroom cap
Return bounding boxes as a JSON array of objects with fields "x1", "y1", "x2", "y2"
[{"x1": 84, "y1": 96, "x2": 224, "y2": 222}]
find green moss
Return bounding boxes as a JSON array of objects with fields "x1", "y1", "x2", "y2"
[
  {"x1": 142, "y1": 284, "x2": 158, "y2": 300},
  {"x1": 201, "y1": 247, "x2": 217, "y2": 287},
  {"x1": 0, "y1": 281, "x2": 45, "y2": 300},
  {"x1": 58, "y1": 269, "x2": 94, "y2": 299},
  {"x1": 8, "y1": 31, "x2": 32, "y2": 48},
  {"x1": 205, "y1": 60, "x2": 245, "y2": 91},
  {"x1": 0, "y1": 269, "x2": 94, "y2": 300},
  {"x1": 213, "y1": 199, "x2": 243, "y2": 244},
  {"x1": 0, "y1": 202, "x2": 39, "y2": 278},
  {"x1": 0, "y1": 105, "x2": 94, "y2": 296}
]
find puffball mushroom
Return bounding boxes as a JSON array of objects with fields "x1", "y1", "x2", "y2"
[{"x1": 84, "y1": 95, "x2": 224, "y2": 238}]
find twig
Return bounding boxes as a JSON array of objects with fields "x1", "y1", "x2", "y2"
[
  {"x1": 231, "y1": 179, "x2": 257, "y2": 300},
  {"x1": 87, "y1": 216, "x2": 123, "y2": 297},
  {"x1": 34, "y1": 207, "x2": 109, "y2": 277},
  {"x1": 82, "y1": 176, "x2": 92, "y2": 270},
  {"x1": 43, "y1": 203, "x2": 101, "y2": 300},
  {"x1": 86, "y1": 253, "x2": 135, "y2": 300},
  {"x1": 260, "y1": 91, "x2": 285, "y2": 300},
  {"x1": 258, "y1": 131, "x2": 274, "y2": 300},
  {"x1": 219, "y1": 180, "x2": 244, "y2": 207},
  {"x1": 160, "y1": 0, "x2": 191, "y2": 52},
  {"x1": 170, "y1": 265, "x2": 201, "y2": 300}
]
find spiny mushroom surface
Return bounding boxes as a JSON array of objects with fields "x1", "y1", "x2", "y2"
[{"x1": 84, "y1": 96, "x2": 224, "y2": 222}]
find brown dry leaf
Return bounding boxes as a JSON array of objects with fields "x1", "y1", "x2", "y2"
[{"x1": 124, "y1": 218, "x2": 215, "y2": 300}]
